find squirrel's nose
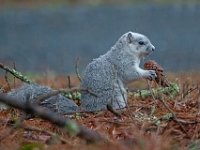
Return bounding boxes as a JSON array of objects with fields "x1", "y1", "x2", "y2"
[{"x1": 151, "y1": 45, "x2": 155, "y2": 51}]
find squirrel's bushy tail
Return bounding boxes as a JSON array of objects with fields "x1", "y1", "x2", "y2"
[{"x1": 7, "y1": 84, "x2": 79, "y2": 115}]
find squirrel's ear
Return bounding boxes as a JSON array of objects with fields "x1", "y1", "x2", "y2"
[{"x1": 127, "y1": 32, "x2": 134, "y2": 43}]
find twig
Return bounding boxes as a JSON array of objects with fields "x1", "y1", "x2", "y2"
[
  {"x1": 97, "y1": 120, "x2": 131, "y2": 126},
  {"x1": 0, "y1": 118, "x2": 71, "y2": 144},
  {"x1": 75, "y1": 57, "x2": 82, "y2": 82},
  {"x1": 146, "y1": 80, "x2": 190, "y2": 137},
  {"x1": 182, "y1": 86, "x2": 198, "y2": 98},
  {"x1": 22, "y1": 124, "x2": 71, "y2": 145},
  {"x1": 0, "y1": 93, "x2": 105, "y2": 143},
  {"x1": 36, "y1": 90, "x2": 60, "y2": 103},
  {"x1": 4, "y1": 71, "x2": 11, "y2": 91},
  {"x1": 0, "y1": 114, "x2": 24, "y2": 142},
  {"x1": 156, "y1": 97, "x2": 189, "y2": 136},
  {"x1": 174, "y1": 118, "x2": 200, "y2": 124},
  {"x1": 67, "y1": 75, "x2": 71, "y2": 89},
  {"x1": 0, "y1": 63, "x2": 32, "y2": 84},
  {"x1": 13, "y1": 62, "x2": 16, "y2": 88},
  {"x1": 132, "y1": 82, "x2": 180, "y2": 99},
  {"x1": 36, "y1": 87, "x2": 97, "y2": 103},
  {"x1": 0, "y1": 127, "x2": 16, "y2": 142}
]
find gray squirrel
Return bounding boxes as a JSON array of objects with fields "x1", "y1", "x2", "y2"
[
  {"x1": 3, "y1": 31, "x2": 156, "y2": 114},
  {"x1": 80, "y1": 31, "x2": 156, "y2": 112}
]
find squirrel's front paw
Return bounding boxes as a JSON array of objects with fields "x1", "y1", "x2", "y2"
[{"x1": 145, "y1": 70, "x2": 157, "y2": 81}]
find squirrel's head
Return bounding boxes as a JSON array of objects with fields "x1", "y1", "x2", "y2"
[{"x1": 118, "y1": 32, "x2": 155, "y2": 58}]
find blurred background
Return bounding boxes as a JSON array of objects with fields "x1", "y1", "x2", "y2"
[{"x1": 0, "y1": 0, "x2": 200, "y2": 75}]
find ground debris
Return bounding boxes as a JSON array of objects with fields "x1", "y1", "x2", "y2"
[{"x1": 0, "y1": 73, "x2": 200, "y2": 150}]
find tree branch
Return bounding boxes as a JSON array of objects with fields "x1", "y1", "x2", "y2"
[
  {"x1": 0, "y1": 93, "x2": 105, "y2": 143},
  {"x1": 0, "y1": 63, "x2": 32, "y2": 84}
]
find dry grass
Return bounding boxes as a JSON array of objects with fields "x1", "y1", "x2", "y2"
[{"x1": 0, "y1": 72, "x2": 200, "y2": 150}]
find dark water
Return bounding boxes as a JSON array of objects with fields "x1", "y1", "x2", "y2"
[{"x1": 0, "y1": 5, "x2": 200, "y2": 74}]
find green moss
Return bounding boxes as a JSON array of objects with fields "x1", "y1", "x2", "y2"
[{"x1": 19, "y1": 143, "x2": 44, "y2": 150}]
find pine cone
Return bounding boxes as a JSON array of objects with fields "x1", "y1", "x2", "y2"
[{"x1": 144, "y1": 60, "x2": 169, "y2": 87}]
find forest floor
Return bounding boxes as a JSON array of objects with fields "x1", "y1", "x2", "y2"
[{"x1": 0, "y1": 72, "x2": 200, "y2": 150}]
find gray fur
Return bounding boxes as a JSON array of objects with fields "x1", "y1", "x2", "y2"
[
  {"x1": 8, "y1": 84, "x2": 79, "y2": 114},
  {"x1": 80, "y1": 31, "x2": 156, "y2": 112},
  {"x1": 1, "y1": 31, "x2": 156, "y2": 114}
]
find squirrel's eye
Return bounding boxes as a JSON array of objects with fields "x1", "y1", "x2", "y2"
[{"x1": 138, "y1": 41, "x2": 145, "y2": 45}]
